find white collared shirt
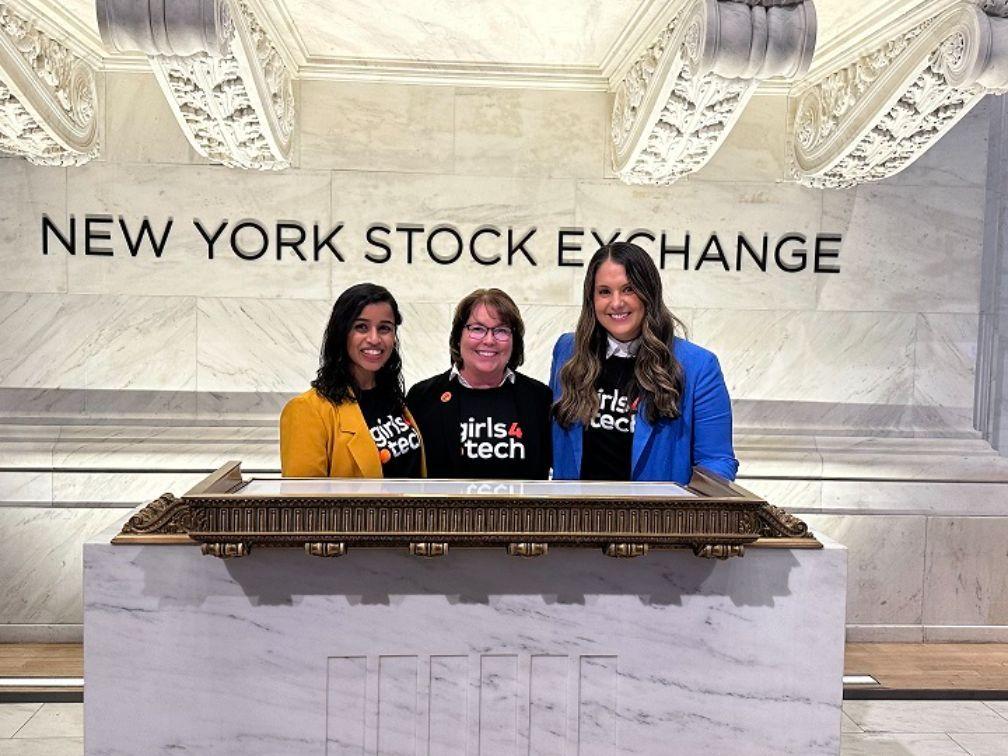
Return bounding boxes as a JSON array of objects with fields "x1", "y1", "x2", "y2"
[
  {"x1": 605, "y1": 334, "x2": 641, "y2": 358},
  {"x1": 449, "y1": 365, "x2": 517, "y2": 388}
]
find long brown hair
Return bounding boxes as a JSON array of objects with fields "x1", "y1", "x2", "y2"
[{"x1": 554, "y1": 242, "x2": 687, "y2": 427}]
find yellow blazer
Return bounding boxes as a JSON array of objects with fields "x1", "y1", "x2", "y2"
[{"x1": 279, "y1": 388, "x2": 426, "y2": 478}]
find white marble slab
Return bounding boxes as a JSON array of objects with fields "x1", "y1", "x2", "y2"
[
  {"x1": 398, "y1": 302, "x2": 453, "y2": 389},
  {"x1": 695, "y1": 95, "x2": 790, "y2": 183},
  {"x1": 0, "y1": 294, "x2": 93, "y2": 390},
  {"x1": 103, "y1": 73, "x2": 200, "y2": 165},
  {"x1": 913, "y1": 313, "x2": 978, "y2": 431},
  {"x1": 803, "y1": 514, "x2": 925, "y2": 625},
  {"x1": 196, "y1": 298, "x2": 330, "y2": 393},
  {"x1": 84, "y1": 535, "x2": 846, "y2": 755},
  {"x1": 300, "y1": 81, "x2": 455, "y2": 174},
  {"x1": 0, "y1": 703, "x2": 41, "y2": 738},
  {"x1": 924, "y1": 516, "x2": 1008, "y2": 626},
  {"x1": 0, "y1": 508, "x2": 126, "y2": 624},
  {"x1": 693, "y1": 309, "x2": 916, "y2": 405},
  {"x1": 453, "y1": 88, "x2": 606, "y2": 180},
  {"x1": 85, "y1": 296, "x2": 197, "y2": 393},
  {"x1": 0, "y1": 160, "x2": 67, "y2": 294},
  {"x1": 817, "y1": 184, "x2": 984, "y2": 314}
]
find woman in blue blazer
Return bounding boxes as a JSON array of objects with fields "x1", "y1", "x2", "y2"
[{"x1": 550, "y1": 242, "x2": 738, "y2": 484}]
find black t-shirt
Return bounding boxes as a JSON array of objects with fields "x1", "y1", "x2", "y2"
[
  {"x1": 581, "y1": 355, "x2": 637, "y2": 481},
  {"x1": 455, "y1": 383, "x2": 544, "y2": 479},
  {"x1": 405, "y1": 371, "x2": 552, "y2": 480},
  {"x1": 356, "y1": 388, "x2": 423, "y2": 478}
]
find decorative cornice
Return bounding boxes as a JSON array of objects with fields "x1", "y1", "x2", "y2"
[
  {"x1": 788, "y1": 3, "x2": 1008, "y2": 188},
  {"x1": 610, "y1": 0, "x2": 816, "y2": 185},
  {"x1": 97, "y1": 0, "x2": 295, "y2": 170},
  {"x1": 0, "y1": 1, "x2": 98, "y2": 165}
]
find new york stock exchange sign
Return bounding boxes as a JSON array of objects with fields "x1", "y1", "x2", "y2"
[{"x1": 41, "y1": 215, "x2": 843, "y2": 274}]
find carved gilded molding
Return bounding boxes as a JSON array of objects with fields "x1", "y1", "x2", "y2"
[
  {"x1": 115, "y1": 462, "x2": 819, "y2": 560},
  {"x1": 0, "y1": 1, "x2": 98, "y2": 165},
  {"x1": 789, "y1": 3, "x2": 1008, "y2": 188},
  {"x1": 120, "y1": 493, "x2": 193, "y2": 535},
  {"x1": 610, "y1": 0, "x2": 816, "y2": 185},
  {"x1": 97, "y1": 0, "x2": 294, "y2": 170}
]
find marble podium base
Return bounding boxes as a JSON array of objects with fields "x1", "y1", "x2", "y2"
[{"x1": 84, "y1": 528, "x2": 846, "y2": 755}]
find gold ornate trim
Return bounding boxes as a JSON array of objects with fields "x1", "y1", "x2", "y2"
[
  {"x1": 115, "y1": 463, "x2": 815, "y2": 561},
  {"x1": 120, "y1": 493, "x2": 193, "y2": 535},
  {"x1": 305, "y1": 542, "x2": 346, "y2": 558},
  {"x1": 507, "y1": 542, "x2": 548, "y2": 558},
  {"x1": 757, "y1": 503, "x2": 813, "y2": 539},
  {"x1": 201, "y1": 542, "x2": 250, "y2": 559},
  {"x1": 693, "y1": 543, "x2": 745, "y2": 559},
  {"x1": 410, "y1": 542, "x2": 448, "y2": 557}
]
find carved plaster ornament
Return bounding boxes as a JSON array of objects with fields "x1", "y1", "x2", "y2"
[
  {"x1": 610, "y1": 0, "x2": 816, "y2": 185},
  {"x1": 96, "y1": 0, "x2": 294, "y2": 170},
  {"x1": 0, "y1": 1, "x2": 98, "y2": 165},
  {"x1": 789, "y1": 2, "x2": 1008, "y2": 188}
]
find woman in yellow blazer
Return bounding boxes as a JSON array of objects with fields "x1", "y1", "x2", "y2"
[{"x1": 280, "y1": 283, "x2": 425, "y2": 478}]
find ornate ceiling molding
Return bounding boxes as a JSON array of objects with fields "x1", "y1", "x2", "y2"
[
  {"x1": 789, "y1": 2, "x2": 1008, "y2": 189},
  {"x1": 0, "y1": 1, "x2": 98, "y2": 165},
  {"x1": 610, "y1": 0, "x2": 816, "y2": 186},
  {"x1": 97, "y1": 0, "x2": 295, "y2": 170}
]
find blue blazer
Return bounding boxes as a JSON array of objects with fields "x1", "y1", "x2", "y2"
[{"x1": 550, "y1": 333, "x2": 738, "y2": 483}]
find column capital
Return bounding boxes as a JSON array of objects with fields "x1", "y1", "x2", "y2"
[
  {"x1": 789, "y1": 3, "x2": 1008, "y2": 188},
  {"x1": 97, "y1": 0, "x2": 295, "y2": 170},
  {"x1": 610, "y1": 0, "x2": 816, "y2": 185},
  {"x1": 0, "y1": 1, "x2": 99, "y2": 165}
]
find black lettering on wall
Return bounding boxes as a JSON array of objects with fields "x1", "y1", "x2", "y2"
[
  {"x1": 313, "y1": 224, "x2": 344, "y2": 261},
  {"x1": 194, "y1": 219, "x2": 227, "y2": 259},
  {"x1": 427, "y1": 225, "x2": 463, "y2": 265},
  {"x1": 396, "y1": 225, "x2": 424, "y2": 264},
  {"x1": 775, "y1": 233, "x2": 808, "y2": 272},
  {"x1": 84, "y1": 214, "x2": 114, "y2": 256},
  {"x1": 558, "y1": 228, "x2": 584, "y2": 267},
  {"x1": 591, "y1": 229, "x2": 621, "y2": 248},
  {"x1": 42, "y1": 215, "x2": 75, "y2": 255},
  {"x1": 695, "y1": 234, "x2": 729, "y2": 271},
  {"x1": 276, "y1": 221, "x2": 307, "y2": 261},
  {"x1": 231, "y1": 220, "x2": 268, "y2": 260},
  {"x1": 626, "y1": 229, "x2": 655, "y2": 246},
  {"x1": 814, "y1": 234, "x2": 842, "y2": 273},
  {"x1": 120, "y1": 217, "x2": 173, "y2": 258},
  {"x1": 508, "y1": 228, "x2": 537, "y2": 265},
  {"x1": 736, "y1": 233, "x2": 768, "y2": 272},
  {"x1": 660, "y1": 233, "x2": 689, "y2": 270},
  {"x1": 470, "y1": 226, "x2": 502, "y2": 265},
  {"x1": 365, "y1": 224, "x2": 392, "y2": 263}
]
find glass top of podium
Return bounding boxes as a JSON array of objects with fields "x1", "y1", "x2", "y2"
[{"x1": 237, "y1": 477, "x2": 697, "y2": 499}]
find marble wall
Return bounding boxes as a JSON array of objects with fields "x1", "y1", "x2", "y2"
[
  {"x1": 0, "y1": 72, "x2": 999, "y2": 640},
  {"x1": 0, "y1": 73, "x2": 988, "y2": 432}
]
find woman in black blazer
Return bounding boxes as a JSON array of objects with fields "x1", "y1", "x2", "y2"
[{"x1": 406, "y1": 288, "x2": 552, "y2": 480}]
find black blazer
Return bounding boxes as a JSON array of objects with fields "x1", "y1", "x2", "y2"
[{"x1": 406, "y1": 370, "x2": 553, "y2": 479}]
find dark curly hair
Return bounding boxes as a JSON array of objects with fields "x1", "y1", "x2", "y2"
[{"x1": 312, "y1": 283, "x2": 406, "y2": 411}]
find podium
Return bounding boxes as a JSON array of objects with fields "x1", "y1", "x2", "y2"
[{"x1": 84, "y1": 464, "x2": 846, "y2": 755}]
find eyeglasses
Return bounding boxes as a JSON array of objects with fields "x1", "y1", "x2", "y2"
[{"x1": 464, "y1": 323, "x2": 513, "y2": 342}]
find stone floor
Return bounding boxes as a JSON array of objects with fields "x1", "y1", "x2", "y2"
[{"x1": 2, "y1": 700, "x2": 1008, "y2": 754}]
